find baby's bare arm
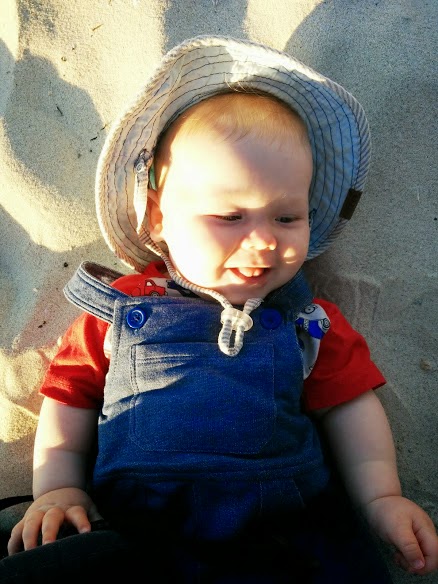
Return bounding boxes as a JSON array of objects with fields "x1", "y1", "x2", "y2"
[
  {"x1": 8, "y1": 398, "x2": 101, "y2": 554},
  {"x1": 317, "y1": 391, "x2": 438, "y2": 575},
  {"x1": 32, "y1": 398, "x2": 98, "y2": 498},
  {"x1": 317, "y1": 391, "x2": 401, "y2": 504}
]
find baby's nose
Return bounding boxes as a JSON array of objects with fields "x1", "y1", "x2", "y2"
[{"x1": 241, "y1": 227, "x2": 277, "y2": 251}]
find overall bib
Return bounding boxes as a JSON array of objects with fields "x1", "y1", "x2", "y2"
[{"x1": 63, "y1": 263, "x2": 392, "y2": 583}]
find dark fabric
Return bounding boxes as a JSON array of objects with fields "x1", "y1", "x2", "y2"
[
  {"x1": 0, "y1": 525, "x2": 133, "y2": 584},
  {"x1": 0, "y1": 486, "x2": 393, "y2": 584},
  {"x1": 0, "y1": 496, "x2": 33, "y2": 512}
]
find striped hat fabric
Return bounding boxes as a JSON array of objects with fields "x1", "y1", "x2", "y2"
[{"x1": 96, "y1": 35, "x2": 371, "y2": 273}]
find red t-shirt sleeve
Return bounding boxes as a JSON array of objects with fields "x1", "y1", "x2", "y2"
[
  {"x1": 40, "y1": 311, "x2": 110, "y2": 408},
  {"x1": 302, "y1": 298, "x2": 386, "y2": 411},
  {"x1": 40, "y1": 263, "x2": 167, "y2": 408}
]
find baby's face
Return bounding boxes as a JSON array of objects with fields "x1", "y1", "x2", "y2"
[{"x1": 150, "y1": 127, "x2": 312, "y2": 306}]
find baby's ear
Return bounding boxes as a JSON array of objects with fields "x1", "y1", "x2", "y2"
[{"x1": 147, "y1": 189, "x2": 164, "y2": 242}]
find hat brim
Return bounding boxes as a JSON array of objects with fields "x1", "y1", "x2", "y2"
[{"x1": 96, "y1": 35, "x2": 370, "y2": 272}]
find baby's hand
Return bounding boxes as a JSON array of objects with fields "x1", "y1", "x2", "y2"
[
  {"x1": 7, "y1": 487, "x2": 102, "y2": 555},
  {"x1": 365, "y1": 495, "x2": 438, "y2": 575}
]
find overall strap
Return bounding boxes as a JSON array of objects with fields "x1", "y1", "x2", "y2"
[
  {"x1": 265, "y1": 269, "x2": 314, "y2": 318},
  {"x1": 63, "y1": 261, "x2": 127, "y2": 323}
]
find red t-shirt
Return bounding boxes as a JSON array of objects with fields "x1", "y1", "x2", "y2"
[{"x1": 40, "y1": 263, "x2": 385, "y2": 412}]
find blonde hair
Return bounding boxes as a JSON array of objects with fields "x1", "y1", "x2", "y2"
[{"x1": 154, "y1": 92, "x2": 310, "y2": 188}]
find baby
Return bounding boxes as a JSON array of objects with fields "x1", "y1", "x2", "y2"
[{"x1": 3, "y1": 36, "x2": 438, "y2": 583}]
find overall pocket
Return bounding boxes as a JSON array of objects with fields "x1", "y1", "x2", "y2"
[{"x1": 129, "y1": 342, "x2": 275, "y2": 455}]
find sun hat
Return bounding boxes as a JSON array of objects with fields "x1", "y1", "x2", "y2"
[
  {"x1": 96, "y1": 34, "x2": 370, "y2": 275},
  {"x1": 94, "y1": 35, "x2": 371, "y2": 356}
]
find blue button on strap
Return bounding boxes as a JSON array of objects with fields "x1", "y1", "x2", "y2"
[
  {"x1": 259, "y1": 308, "x2": 283, "y2": 330},
  {"x1": 126, "y1": 308, "x2": 147, "y2": 329}
]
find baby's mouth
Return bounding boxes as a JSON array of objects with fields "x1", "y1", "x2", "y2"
[{"x1": 235, "y1": 267, "x2": 266, "y2": 278}]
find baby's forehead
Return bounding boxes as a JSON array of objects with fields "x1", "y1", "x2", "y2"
[
  {"x1": 170, "y1": 92, "x2": 306, "y2": 132},
  {"x1": 156, "y1": 92, "x2": 310, "y2": 158}
]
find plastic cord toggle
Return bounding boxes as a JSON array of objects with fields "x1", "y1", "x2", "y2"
[
  {"x1": 218, "y1": 299, "x2": 262, "y2": 356},
  {"x1": 220, "y1": 307, "x2": 253, "y2": 331}
]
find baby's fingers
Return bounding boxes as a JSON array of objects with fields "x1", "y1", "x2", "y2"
[
  {"x1": 394, "y1": 523, "x2": 438, "y2": 575},
  {"x1": 8, "y1": 510, "x2": 46, "y2": 553},
  {"x1": 64, "y1": 505, "x2": 93, "y2": 535},
  {"x1": 7, "y1": 518, "x2": 27, "y2": 555},
  {"x1": 393, "y1": 538, "x2": 425, "y2": 573},
  {"x1": 39, "y1": 506, "x2": 68, "y2": 545},
  {"x1": 407, "y1": 524, "x2": 438, "y2": 575}
]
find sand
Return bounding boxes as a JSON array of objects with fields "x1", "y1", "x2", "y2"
[{"x1": 0, "y1": 1, "x2": 437, "y2": 581}]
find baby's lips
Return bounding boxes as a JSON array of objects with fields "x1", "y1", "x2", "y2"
[{"x1": 237, "y1": 267, "x2": 265, "y2": 277}]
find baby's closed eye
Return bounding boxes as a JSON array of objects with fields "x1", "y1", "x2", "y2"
[{"x1": 212, "y1": 215, "x2": 242, "y2": 222}]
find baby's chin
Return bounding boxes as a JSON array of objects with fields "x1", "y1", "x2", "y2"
[
  {"x1": 212, "y1": 285, "x2": 270, "y2": 307},
  {"x1": 175, "y1": 271, "x2": 271, "y2": 306}
]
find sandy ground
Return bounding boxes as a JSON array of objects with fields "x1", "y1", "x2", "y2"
[{"x1": 0, "y1": 1, "x2": 437, "y2": 581}]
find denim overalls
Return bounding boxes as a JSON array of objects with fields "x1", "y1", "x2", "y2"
[{"x1": 64, "y1": 262, "x2": 392, "y2": 583}]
